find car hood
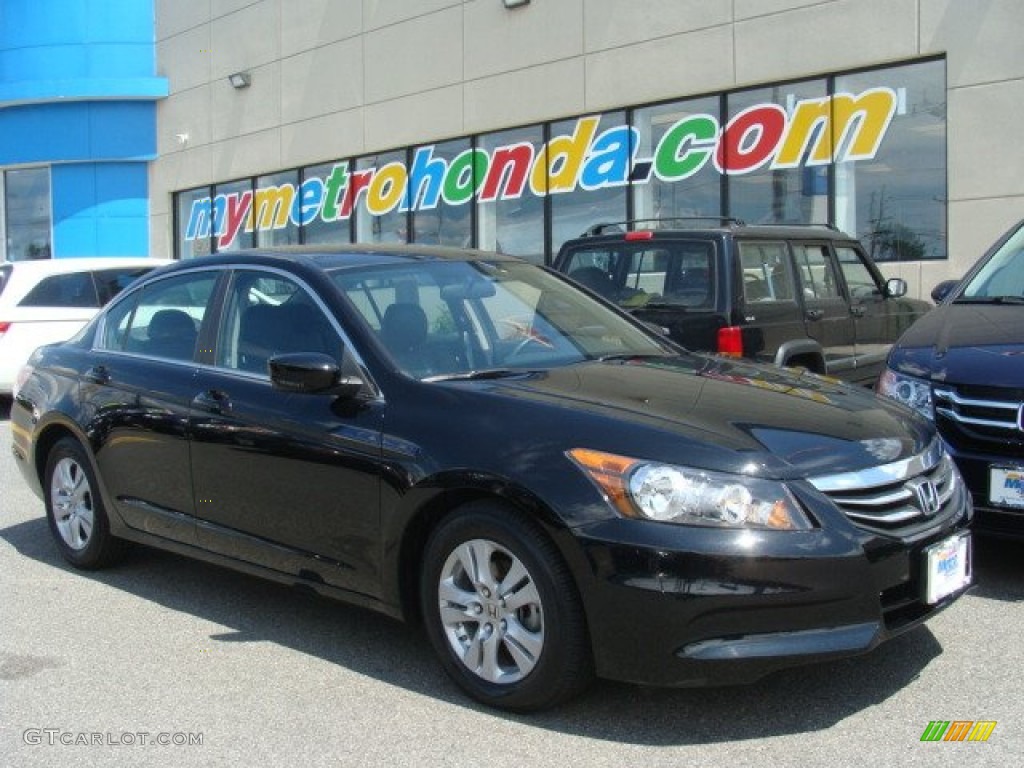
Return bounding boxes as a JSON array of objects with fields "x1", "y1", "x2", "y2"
[
  {"x1": 444, "y1": 355, "x2": 932, "y2": 479},
  {"x1": 889, "y1": 303, "x2": 1024, "y2": 388}
]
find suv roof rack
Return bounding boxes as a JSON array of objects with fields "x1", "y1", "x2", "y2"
[{"x1": 580, "y1": 217, "x2": 745, "y2": 237}]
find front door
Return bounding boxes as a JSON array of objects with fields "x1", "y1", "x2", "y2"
[
  {"x1": 188, "y1": 269, "x2": 385, "y2": 598},
  {"x1": 791, "y1": 242, "x2": 856, "y2": 378}
]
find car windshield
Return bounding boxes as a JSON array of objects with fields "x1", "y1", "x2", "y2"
[
  {"x1": 331, "y1": 258, "x2": 676, "y2": 379},
  {"x1": 959, "y1": 222, "x2": 1024, "y2": 301}
]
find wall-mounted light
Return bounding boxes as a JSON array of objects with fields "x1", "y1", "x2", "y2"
[
  {"x1": 503, "y1": 0, "x2": 530, "y2": 8},
  {"x1": 228, "y1": 71, "x2": 251, "y2": 89}
]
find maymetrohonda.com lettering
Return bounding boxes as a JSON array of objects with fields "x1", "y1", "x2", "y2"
[{"x1": 185, "y1": 88, "x2": 900, "y2": 249}]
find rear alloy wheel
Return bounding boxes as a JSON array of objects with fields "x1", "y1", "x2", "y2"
[
  {"x1": 421, "y1": 501, "x2": 592, "y2": 711},
  {"x1": 44, "y1": 437, "x2": 125, "y2": 569}
]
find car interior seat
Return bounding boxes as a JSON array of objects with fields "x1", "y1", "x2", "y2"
[
  {"x1": 380, "y1": 302, "x2": 431, "y2": 375},
  {"x1": 146, "y1": 309, "x2": 198, "y2": 361}
]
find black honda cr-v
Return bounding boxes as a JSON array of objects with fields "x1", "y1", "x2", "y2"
[{"x1": 880, "y1": 218, "x2": 1024, "y2": 538}]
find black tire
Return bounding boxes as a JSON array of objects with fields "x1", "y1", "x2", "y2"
[
  {"x1": 43, "y1": 437, "x2": 125, "y2": 569},
  {"x1": 420, "y1": 500, "x2": 593, "y2": 711}
]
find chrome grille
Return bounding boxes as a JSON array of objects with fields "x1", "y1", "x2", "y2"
[
  {"x1": 934, "y1": 387, "x2": 1021, "y2": 433},
  {"x1": 808, "y1": 440, "x2": 962, "y2": 535}
]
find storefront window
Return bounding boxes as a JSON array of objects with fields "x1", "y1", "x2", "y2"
[
  {"x1": 477, "y1": 126, "x2": 545, "y2": 263},
  {"x1": 411, "y1": 138, "x2": 472, "y2": 247},
  {"x1": 836, "y1": 60, "x2": 947, "y2": 260},
  {"x1": 3, "y1": 167, "x2": 52, "y2": 260},
  {"x1": 212, "y1": 179, "x2": 255, "y2": 252},
  {"x1": 255, "y1": 171, "x2": 299, "y2": 247},
  {"x1": 727, "y1": 80, "x2": 829, "y2": 226},
  {"x1": 549, "y1": 111, "x2": 627, "y2": 255},
  {"x1": 632, "y1": 96, "x2": 722, "y2": 226},
  {"x1": 301, "y1": 162, "x2": 352, "y2": 245},
  {"x1": 176, "y1": 186, "x2": 213, "y2": 259},
  {"x1": 354, "y1": 150, "x2": 407, "y2": 244}
]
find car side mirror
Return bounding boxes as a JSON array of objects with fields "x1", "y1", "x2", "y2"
[
  {"x1": 269, "y1": 352, "x2": 363, "y2": 398},
  {"x1": 930, "y1": 279, "x2": 958, "y2": 304},
  {"x1": 885, "y1": 277, "x2": 908, "y2": 298}
]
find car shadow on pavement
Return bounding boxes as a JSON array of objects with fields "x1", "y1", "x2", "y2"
[
  {"x1": 0, "y1": 514, "x2": 982, "y2": 745},
  {"x1": 969, "y1": 537, "x2": 1024, "y2": 603}
]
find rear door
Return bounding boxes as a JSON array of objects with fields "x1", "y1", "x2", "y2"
[
  {"x1": 86, "y1": 268, "x2": 221, "y2": 544},
  {"x1": 790, "y1": 242, "x2": 856, "y2": 377},
  {"x1": 735, "y1": 240, "x2": 805, "y2": 365}
]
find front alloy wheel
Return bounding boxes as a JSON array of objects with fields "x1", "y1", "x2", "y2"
[
  {"x1": 421, "y1": 501, "x2": 592, "y2": 711},
  {"x1": 438, "y1": 538, "x2": 545, "y2": 685}
]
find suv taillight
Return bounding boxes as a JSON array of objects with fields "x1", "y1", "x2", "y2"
[
  {"x1": 0, "y1": 321, "x2": 10, "y2": 338},
  {"x1": 717, "y1": 326, "x2": 743, "y2": 357}
]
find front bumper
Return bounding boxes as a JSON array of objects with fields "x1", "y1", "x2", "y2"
[
  {"x1": 566, "y1": 515, "x2": 971, "y2": 687},
  {"x1": 946, "y1": 445, "x2": 1024, "y2": 540}
]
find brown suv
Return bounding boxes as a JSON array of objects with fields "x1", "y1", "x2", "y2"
[{"x1": 553, "y1": 219, "x2": 931, "y2": 386}]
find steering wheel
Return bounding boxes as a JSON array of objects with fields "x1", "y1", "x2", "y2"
[{"x1": 504, "y1": 335, "x2": 550, "y2": 363}]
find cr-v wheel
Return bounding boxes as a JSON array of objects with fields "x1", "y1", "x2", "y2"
[
  {"x1": 421, "y1": 501, "x2": 592, "y2": 711},
  {"x1": 44, "y1": 437, "x2": 125, "y2": 569}
]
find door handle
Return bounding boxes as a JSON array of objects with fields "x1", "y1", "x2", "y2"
[
  {"x1": 84, "y1": 365, "x2": 110, "y2": 384},
  {"x1": 805, "y1": 309, "x2": 825, "y2": 322},
  {"x1": 850, "y1": 305, "x2": 866, "y2": 318},
  {"x1": 192, "y1": 389, "x2": 231, "y2": 415}
]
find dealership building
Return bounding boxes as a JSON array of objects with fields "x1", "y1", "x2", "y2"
[{"x1": 2, "y1": 0, "x2": 1023, "y2": 299}]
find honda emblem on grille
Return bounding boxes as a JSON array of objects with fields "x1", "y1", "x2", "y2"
[{"x1": 908, "y1": 478, "x2": 940, "y2": 517}]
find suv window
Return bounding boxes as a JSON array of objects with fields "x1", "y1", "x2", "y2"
[
  {"x1": 93, "y1": 267, "x2": 153, "y2": 305},
  {"x1": 18, "y1": 271, "x2": 99, "y2": 308},
  {"x1": 835, "y1": 247, "x2": 881, "y2": 299},
  {"x1": 562, "y1": 241, "x2": 715, "y2": 308},
  {"x1": 738, "y1": 242, "x2": 796, "y2": 303},
  {"x1": 792, "y1": 244, "x2": 841, "y2": 299},
  {"x1": 101, "y1": 272, "x2": 217, "y2": 361}
]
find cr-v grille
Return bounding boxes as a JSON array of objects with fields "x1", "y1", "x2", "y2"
[{"x1": 807, "y1": 440, "x2": 961, "y2": 536}]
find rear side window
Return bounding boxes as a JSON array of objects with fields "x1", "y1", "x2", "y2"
[
  {"x1": 562, "y1": 241, "x2": 715, "y2": 308},
  {"x1": 738, "y1": 242, "x2": 796, "y2": 303},
  {"x1": 94, "y1": 267, "x2": 154, "y2": 305},
  {"x1": 101, "y1": 272, "x2": 218, "y2": 362},
  {"x1": 18, "y1": 271, "x2": 100, "y2": 308}
]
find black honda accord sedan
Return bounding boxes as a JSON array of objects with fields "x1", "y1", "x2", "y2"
[{"x1": 11, "y1": 246, "x2": 972, "y2": 711}]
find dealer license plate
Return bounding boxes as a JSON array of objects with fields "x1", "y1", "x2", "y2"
[
  {"x1": 989, "y1": 466, "x2": 1024, "y2": 509},
  {"x1": 923, "y1": 532, "x2": 971, "y2": 605}
]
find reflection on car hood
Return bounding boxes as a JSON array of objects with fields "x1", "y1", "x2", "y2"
[
  {"x1": 448, "y1": 354, "x2": 931, "y2": 478},
  {"x1": 890, "y1": 304, "x2": 1024, "y2": 388}
]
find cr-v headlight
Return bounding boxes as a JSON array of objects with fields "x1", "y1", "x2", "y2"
[
  {"x1": 567, "y1": 448, "x2": 811, "y2": 530},
  {"x1": 878, "y1": 368, "x2": 933, "y2": 419}
]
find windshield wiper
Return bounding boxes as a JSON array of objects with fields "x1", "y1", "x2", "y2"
[
  {"x1": 424, "y1": 368, "x2": 531, "y2": 382},
  {"x1": 595, "y1": 353, "x2": 669, "y2": 363},
  {"x1": 954, "y1": 295, "x2": 1024, "y2": 305}
]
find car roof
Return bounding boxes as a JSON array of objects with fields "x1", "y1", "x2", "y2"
[
  {"x1": 563, "y1": 221, "x2": 856, "y2": 245},
  {"x1": 2, "y1": 257, "x2": 170, "y2": 275},
  {"x1": 164, "y1": 244, "x2": 523, "y2": 273}
]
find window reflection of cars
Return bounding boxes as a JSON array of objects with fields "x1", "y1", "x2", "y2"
[
  {"x1": 880, "y1": 217, "x2": 1024, "y2": 539},
  {"x1": 12, "y1": 245, "x2": 971, "y2": 711}
]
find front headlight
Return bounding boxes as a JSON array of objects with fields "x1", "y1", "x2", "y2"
[
  {"x1": 567, "y1": 448, "x2": 812, "y2": 530},
  {"x1": 878, "y1": 368, "x2": 933, "y2": 419}
]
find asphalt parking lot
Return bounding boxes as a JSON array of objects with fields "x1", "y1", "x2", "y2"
[{"x1": 1, "y1": 396, "x2": 1021, "y2": 767}]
